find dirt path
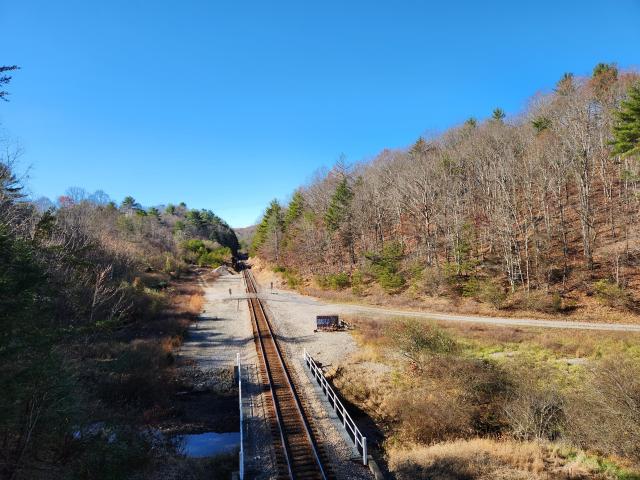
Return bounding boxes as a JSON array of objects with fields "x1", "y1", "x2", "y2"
[{"x1": 259, "y1": 286, "x2": 640, "y2": 332}]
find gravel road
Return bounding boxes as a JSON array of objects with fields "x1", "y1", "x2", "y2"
[{"x1": 257, "y1": 287, "x2": 640, "y2": 332}]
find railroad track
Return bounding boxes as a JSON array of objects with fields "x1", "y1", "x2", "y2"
[{"x1": 243, "y1": 268, "x2": 332, "y2": 480}]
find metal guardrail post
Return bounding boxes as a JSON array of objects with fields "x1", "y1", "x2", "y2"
[{"x1": 362, "y1": 436, "x2": 367, "y2": 465}]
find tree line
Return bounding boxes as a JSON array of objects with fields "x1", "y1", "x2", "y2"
[
  {"x1": 253, "y1": 64, "x2": 640, "y2": 311},
  {"x1": 0, "y1": 63, "x2": 239, "y2": 477}
]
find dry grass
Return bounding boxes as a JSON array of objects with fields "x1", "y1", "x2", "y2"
[
  {"x1": 188, "y1": 291, "x2": 204, "y2": 313},
  {"x1": 331, "y1": 314, "x2": 640, "y2": 478},
  {"x1": 345, "y1": 313, "x2": 640, "y2": 360},
  {"x1": 387, "y1": 438, "x2": 615, "y2": 480}
]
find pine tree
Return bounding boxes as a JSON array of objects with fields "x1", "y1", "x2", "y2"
[
  {"x1": 409, "y1": 137, "x2": 430, "y2": 157},
  {"x1": 532, "y1": 116, "x2": 552, "y2": 133},
  {"x1": 0, "y1": 65, "x2": 19, "y2": 101},
  {"x1": 284, "y1": 190, "x2": 304, "y2": 229},
  {"x1": 612, "y1": 82, "x2": 640, "y2": 158},
  {"x1": 324, "y1": 178, "x2": 353, "y2": 232},
  {"x1": 252, "y1": 200, "x2": 283, "y2": 259},
  {"x1": 492, "y1": 108, "x2": 506, "y2": 122},
  {"x1": 120, "y1": 196, "x2": 141, "y2": 212},
  {"x1": 592, "y1": 62, "x2": 618, "y2": 98},
  {"x1": 464, "y1": 117, "x2": 477, "y2": 128},
  {"x1": 555, "y1": 72, "x2": 575, "y2": 95}
]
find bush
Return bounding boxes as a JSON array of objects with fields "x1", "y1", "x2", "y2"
[
  {"x1": 315, "y1": 272, "x2": 350, "y2": 290},
  {"x1": 366, "y1": 242, "x2": 406, "y2": 293},
  {"x1": 503, "y1": 361, "x2": 565, "y2": 441},
  {"x1": 420, "y1": 267, "x2": 445, "y2": 295},
  {"x1": 378, "y1": 269, "x2": 405, "y2": 292},
  {"x1": 92, "y1": 340, "x2": 175, "y2": 409},
  {"x1": 389, "y1": 320, "x2": 459, "y2": 368},
  {"x1": 351, "y1": 270, "x2": 364, "y2": 296},
  {"x1": 516, "y1": 290, "x2": 564, "y2": 314},
  {"x1": 386, "y1": 386, "x2": 473, "y2": 444},
  {"x1": 593, "y1": 279, "x2": 632, "y2": 309},
  {"x1": 330, "y1": 272, "x2": 350, "y2": 289},
  {"x1": 282, "y1": 270, "x2": 301, "y2": 288},
  {"x1": 462, "y1": 277, "x2": 506, "y2": 308},
  {"x1": 181, "y1": 240, "x2": 231, "y2": 267},
  {"x1": 71, "y1": 427, "x2": 152, "y2": 480},
  {"x1": 566, "y1": 354, "x2": 640, "y2": 461}
]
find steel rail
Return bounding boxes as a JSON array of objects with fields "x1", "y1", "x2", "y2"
[
  {"x1": 246, "y1": 280, "x2": 295, "y2": 479},
  {"x1": 243, "y1": 268, "x2": 328, "y2": 480}
]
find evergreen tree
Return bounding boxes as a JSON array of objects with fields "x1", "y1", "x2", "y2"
[
  {"x1": 0, "y1": 65, "x2": 19, "y2": 101},
  {"x1": 464, "y1": 117, "x2": 477, "y2": 128},
  {"x1": 612, "y1": 82, "x2": 640, "y2": 158},
  {"x1": 409, "y1": 137, "x2": 430, "y2": 158},
  {"x1": 532, "y1": 116, "x2": 552, "y2": 133},
  {"x1": 120, "y1": 196, "x2": 141, "y2": 213},
  {"x1": 324, "y1": 177, "x2": 353, "y2": 232},
  {"x1": 592, "y1": 62, "x2": 618, "y2": 98},
  {"x1": 555, "y1": 72, "x2": 575, "y2": 95},
  {"x1": 284, "y1": 190, "x2": 304, "y2": 229},
  {"x1": 491, "y1": 108, "x2": 506, "y2": 122},
  {"x1": 252, "y1": 200, "x2": 283, "y2": 259}
]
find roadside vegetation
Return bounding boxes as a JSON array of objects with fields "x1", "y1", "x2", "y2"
[
  {"x1": 329, "y1": 315, "x2": 640, "y2": 479},
  {"x1": 253, "y1": 63, "x2": 640, "y2": 323},
  {"x1": 0, "y1": 111, "x2": 239, "y2": 480}
]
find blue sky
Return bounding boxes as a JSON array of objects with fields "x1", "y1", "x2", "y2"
[{"x1": 1, "y1": 0, "x2": 639, "y2": 227}]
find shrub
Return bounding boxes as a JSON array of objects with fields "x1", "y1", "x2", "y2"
[
  {"x1": 386, "y1": 386, "x2": 473, "y2": 444},
  {"x1": 462, "y1": 277, "x2": 506, "y2": 308},
  {"x1": 351, "y1": 270, "x2": 364, "y2": 296},
  {"x1": 517, "y1": 290, "x2": 564, "y2": 313},
  {"x1": 420, "y1": 266, "x2": 445, "y2": 296},
  {"x1": 378, "y1": 269, "x2": 405, "y2": 292},
  {"x1": 70, "y1": 427, "x2": 152, "y2": 480},
  {"x1": 315, "y1": 272, "x2": 350, "y2": 290},
  {"x1": 503, "y1": 362, "x2": 565, "y2": 441},
  {"x1": 366, "y1": 242, "x2": 406, "y2": 293},
  {"x1": 92, "y1": 340, "x2": 175, "y2": 409},
  {"x1": 182, "y1": 239, "x2": 206, "y2": 253},
  {"x1": 282, "y1": 270, "x2": 301, "y2": 288},
  {"x1": 330, "y1": 272, "x2": 350, "y2": 289},
  {"x1": 593, "y1": 279, "x2": 632, "y2": 309},
  {"x1": 389, "y1": 320, "x2": 459, "y2": 368},
  {"x1": 566, "y1": 354, "x2": 640, "y2": 461}
]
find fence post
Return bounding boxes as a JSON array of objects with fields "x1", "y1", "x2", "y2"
[{"x1": 362, "y1": 436, "x2": 367, "y2": 465}]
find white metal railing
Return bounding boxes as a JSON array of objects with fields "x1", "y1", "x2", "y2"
[
  {"x1": 237, "y1": 353, "x2": 244, "y2": 480},
  {"x1": 303, "y1": 349, "x2": 367, "y2": 465}
]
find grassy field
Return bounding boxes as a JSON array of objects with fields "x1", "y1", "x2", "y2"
[{"x1": 327, "y1": 315, "x2": 640, "y2": 480}]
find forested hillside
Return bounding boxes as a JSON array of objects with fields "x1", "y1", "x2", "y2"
[
  {"x1": 253, "y1": 65, "x2": 640, "y2": 320},
  {"x1": 0, "y1": 153, "x2": 238, "y2": 477}
]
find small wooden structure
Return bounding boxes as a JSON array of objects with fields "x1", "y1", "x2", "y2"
[{"x1": 315, "y1": 315, "x2": 343, "y2": 332}]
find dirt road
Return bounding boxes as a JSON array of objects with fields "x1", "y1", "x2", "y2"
[{"x1": 260, "y1": 287, "x2": 640, "y2": 332}]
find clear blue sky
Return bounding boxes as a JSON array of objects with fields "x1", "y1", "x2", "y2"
[{"x1": 2, "y1": 0, "x2": 639, "y2": 227}]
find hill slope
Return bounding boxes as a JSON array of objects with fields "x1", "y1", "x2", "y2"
[{"x1": 253, "y1": 65, "x2": 640, "y2": 322}]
